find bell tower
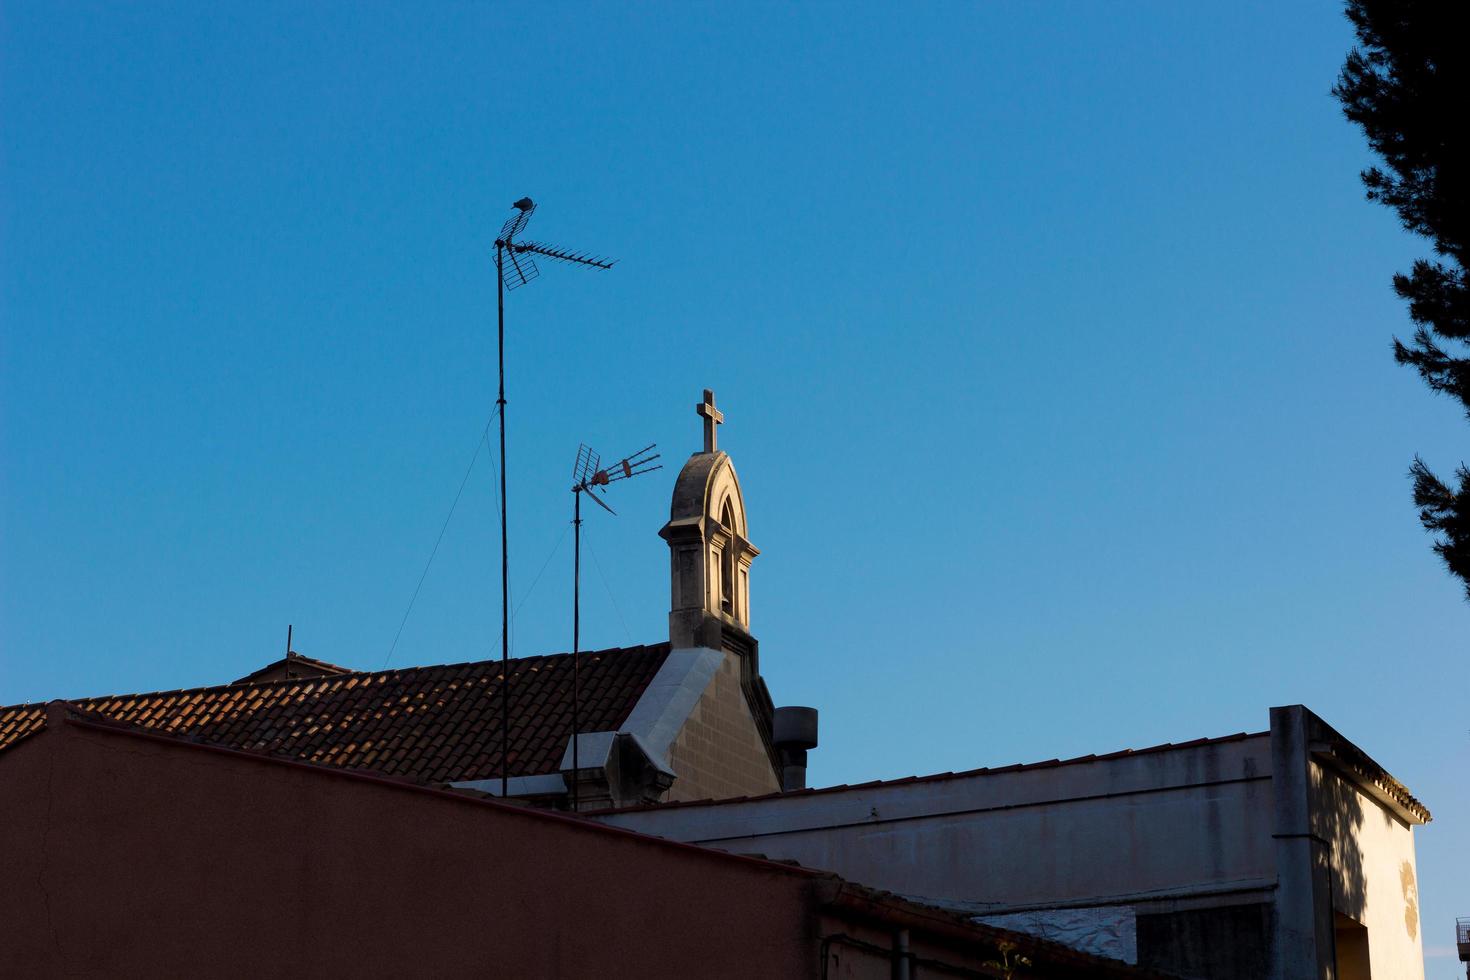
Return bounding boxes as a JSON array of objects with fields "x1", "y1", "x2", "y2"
[
  {"x1": 660, "y1": 389, "x2": 760, "y2": 651},
  {"x1": 658, "y1": 388, "x2": 781, "y2": 789}
]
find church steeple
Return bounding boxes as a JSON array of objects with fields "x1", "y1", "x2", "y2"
[{"x1": 660, "y1": 389, "x2": 759, "y2": 650}]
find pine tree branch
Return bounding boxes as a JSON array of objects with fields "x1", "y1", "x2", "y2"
[
  {"x1": 1410, "y1": 457, "x2": 1470, "y2": 601},
  {"x1": 1337, "y1": 0, "x2": 1470, "y2": 600}
]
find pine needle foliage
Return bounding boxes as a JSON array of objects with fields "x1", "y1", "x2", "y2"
[{"x1": 1334, "y1": 0, "x2": 1470, "y2": 598}]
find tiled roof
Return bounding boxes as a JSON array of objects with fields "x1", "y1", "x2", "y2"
[
  {"x1": 0, "y1": 644, "x2": 669, "y2": 785},
  {"x1": 0, "y1": 705, "x2": 46, "y2": 755},
  {"x1": 232, "y1": 651, "x2": 354, "y2": 684}
]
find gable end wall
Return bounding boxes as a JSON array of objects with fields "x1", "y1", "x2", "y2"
[{"x1": 666, "y1": 651, "x2": 780, "y2": 802}]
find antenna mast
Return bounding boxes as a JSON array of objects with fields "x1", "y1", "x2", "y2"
[
  {"x1": 493, "y1": 199, "x2": 616, "y2": 798},
  {"x1": 567, "y1": 443, "x2": 660, "y2": 810}
]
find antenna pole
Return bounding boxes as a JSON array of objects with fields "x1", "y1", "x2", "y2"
[
  {"x1": 489, "y1": 198, "x2": 612, "y2": 805},
  {"x1": 497, "y1": 243, "x2": 510, "y2": 800},
  {"x1": 571, "y1": 488, "x2": 582, "y2": 811},
  {"x1": 564, "y1": 442, "x2": 659, "y2": 812}
]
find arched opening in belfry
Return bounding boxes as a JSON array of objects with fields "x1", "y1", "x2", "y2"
[{"x1": 720, "y1": 499, "x2": 736, "y2": 615}]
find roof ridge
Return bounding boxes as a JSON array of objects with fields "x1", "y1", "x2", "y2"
[
  {"x1": 55, "y1": 700, "x2": 432, "y2": 773},
  {"x1": 0, "y1": 641, "x2": 669, "y2": 713},
  {"x1": 589, "y1": 729, "x2": 1270, "y2": 814}
]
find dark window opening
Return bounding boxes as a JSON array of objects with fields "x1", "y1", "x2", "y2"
[{"x1": 720, "y1": 501, "x2": 735, "y2": 615}]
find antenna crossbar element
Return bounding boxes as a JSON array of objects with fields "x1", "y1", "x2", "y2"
[
  {"x1": 502, "y1": 251, "x2": 539, "y2": 290},
  {"x1": 583, "y1": 489, "x2": 616, "y2": 515},
  {"x1": 603, "y1": 444, "x2": 661, "y2": 484},
  {"x1": 497, "y1": 204, "x2": 534, "y2": 245},
  {"x1": 572, "y1": 444, "x2": 602, "y2": 487},
  {"x1": 513, "y1": 241, "x2": 616, "y2": 270},
  {"x1": 495, "y1": 198, "x2": 542, "y2": 289},
  {"x1": 572, "y1": 444, "x2": 661, "y2": 493}
]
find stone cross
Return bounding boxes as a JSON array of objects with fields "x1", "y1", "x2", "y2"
[{"x1": 697, "y1": 388, "x2": 724, "y2": 453}]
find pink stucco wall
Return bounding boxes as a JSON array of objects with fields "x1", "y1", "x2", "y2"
[{"x1": 0, "y1": 716, "x2": 816, "y2": 978}]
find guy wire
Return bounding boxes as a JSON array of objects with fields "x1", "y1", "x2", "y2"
[{"x1": 382, "y1": 407, "x2": 499, "y2": 669}]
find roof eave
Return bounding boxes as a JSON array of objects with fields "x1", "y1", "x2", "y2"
[{"x1": 1309, "y1": 742, "x2": 1431, "y2": 825}]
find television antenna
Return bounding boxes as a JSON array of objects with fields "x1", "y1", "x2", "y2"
[
  {"x1": 493, "y1": 199, "x2": 616, "y2": 797},
  {"x1": 567, "y1": 442, "x2": 660, "y2": 810}
]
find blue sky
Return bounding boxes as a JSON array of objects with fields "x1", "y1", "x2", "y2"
[{"x1": 2, "y1": 1, "x2": 1464, "y2": 966}]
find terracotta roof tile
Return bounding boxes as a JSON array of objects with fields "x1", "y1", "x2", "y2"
[
  {"x1": 0, "y1": 705, "x2": 46, "y2": 754},
  {"x1": 0, "y1": 644, "x2": 669, "y2": 786}
]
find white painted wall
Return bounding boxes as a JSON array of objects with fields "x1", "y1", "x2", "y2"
[
  {"x1": 599, "y1": 735, "x2": 1279, "y2": 909},
  {"x1": 1311, "y1": 762, "x2": 1426, "y2": 980},
  {"x1": 598, "y1": 717, "x2": 1432, "y2": 980}
]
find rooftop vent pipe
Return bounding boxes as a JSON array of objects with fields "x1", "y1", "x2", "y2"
[{"x1": 772, "y1": 706, "x2": 818, "y2": 791}]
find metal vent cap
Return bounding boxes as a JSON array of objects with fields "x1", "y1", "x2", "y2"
[{"x1": 773, "y1": 706, "x2": 818, "y2": 750}]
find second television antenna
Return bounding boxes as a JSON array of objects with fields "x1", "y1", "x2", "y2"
[{"x1": 566, "y1": 442, "x2": 660, "y2": 810}]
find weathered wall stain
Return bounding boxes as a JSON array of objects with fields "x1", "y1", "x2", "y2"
[{"x1": 1400, "y1": 860, "x2": 1418, "y2": 940}]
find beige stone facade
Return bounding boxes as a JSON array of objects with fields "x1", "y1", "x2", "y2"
[{"x1": 666, "y1": 651, "x2": 780, "y2": 802}]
